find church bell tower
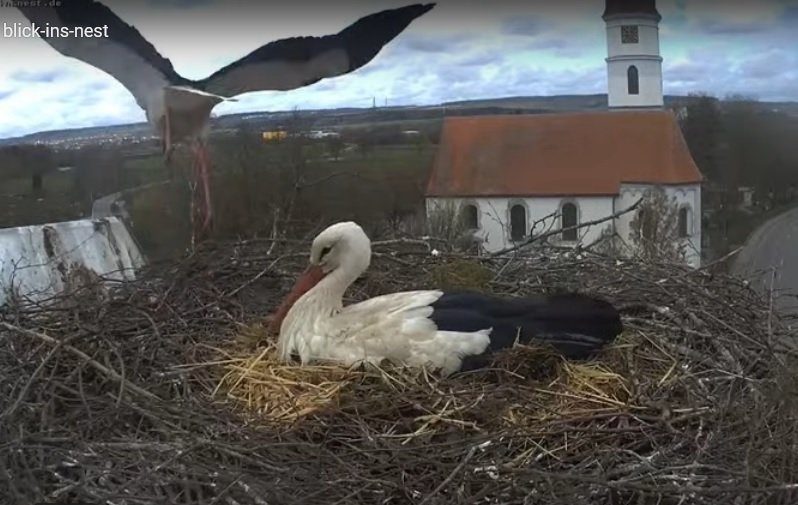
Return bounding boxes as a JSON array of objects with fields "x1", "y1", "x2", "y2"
[{"x1": 603, "y1": 0, "x2": 664, "y2": 109}]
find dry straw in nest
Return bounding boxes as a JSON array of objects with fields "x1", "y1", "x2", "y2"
[
  {"x1": 213, "y1": 323, "x2": 365, "y2": 423},
  {"x1": 213, "y1": 323, "x2": 676, "y2": 441}
]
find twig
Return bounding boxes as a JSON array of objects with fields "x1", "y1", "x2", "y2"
[
  {"x1": 1, "y1": 321, "x2": 162, "y2": 403},
  {"x1": 1, "y1": 233, "x2": 796, "y2": 505},
  {"x1": 418, "y1": 445, "x2": 478, "y2": 505},
  {"x1": 224, "y1": 255, "x2": 287, "y2": 298}
]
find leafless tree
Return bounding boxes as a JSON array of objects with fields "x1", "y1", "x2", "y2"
[{"x1": 628, "y1": 186, "x2": 686, "y2": 263}]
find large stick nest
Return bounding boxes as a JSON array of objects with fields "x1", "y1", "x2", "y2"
[{"x1": 1, "y1": 236, "x2": 797, "y2": 505}]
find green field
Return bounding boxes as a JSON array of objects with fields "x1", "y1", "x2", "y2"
[
  {"x1": 127, "y1": 141, "x2": 436, "y2": 259},
  {"x1": 0, "y1": 169, "x2": 89, "y2": 228},
  {"x1": 0, "y1": 137, "x2": 437, "y2": 260}
]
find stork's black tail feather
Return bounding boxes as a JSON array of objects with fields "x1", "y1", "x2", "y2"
[
  {"x1": 510, "y1": 292, "x2": 623, "y2": 359},
  {"x1": 429, "y1": 291, "x2": 623, "y2": 371}
]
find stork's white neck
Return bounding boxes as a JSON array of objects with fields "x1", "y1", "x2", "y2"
[{"x1": 276, "y1": 263, "x2": 361, "y2": 362}]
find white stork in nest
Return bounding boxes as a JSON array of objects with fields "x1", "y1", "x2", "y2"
[
  {"x1": 17, "y1": 1, "x2": 435, "y2": 237},
  {"x1": 268, "y1": 222, "x2": 623, "y2": 375}
]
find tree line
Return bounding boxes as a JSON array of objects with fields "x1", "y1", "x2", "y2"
[{"x1": 680, "y1": 93, "x2": 798, "y2": 210}]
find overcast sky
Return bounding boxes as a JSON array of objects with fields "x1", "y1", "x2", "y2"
[{"x1": 0, "y1": 0, "x2": 796, "y2": 138}]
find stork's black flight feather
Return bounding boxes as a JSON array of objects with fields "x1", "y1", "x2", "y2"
[
  {"x1": 17, "y1": 0, "x2": 435, "y2": 103},
  {"x1": 24, "y1": 0, "x2": 187, "y2": 85},
  {"x1": 428, "y1": 291, "x2": 623, "y2": 371},
  {"x1": 197, "y1": 3, "x2": 436, "y2": 96}
]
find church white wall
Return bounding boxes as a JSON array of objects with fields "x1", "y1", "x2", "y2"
[
  {"x1": 425, "y1": 196, "x2": 615, "y2": 252},
  {"x1": 615, "y1": 183, "x2": 702, "y2": 267},
  {"x1": 426, "y1": 183, "x2": 702, "y2": 268}
]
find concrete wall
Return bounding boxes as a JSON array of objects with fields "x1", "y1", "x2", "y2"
[{"x1": 0, "y1": 217, "x2": 146, "y2": 307}]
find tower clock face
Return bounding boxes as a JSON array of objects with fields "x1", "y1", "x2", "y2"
[{"x1": 621, "y1": 25, "x2": 639, "y2": 43}]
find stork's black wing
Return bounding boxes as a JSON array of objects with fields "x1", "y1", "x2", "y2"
[
  {"x1": 195, "y1": 3, "x2": 435, "y2": 97},
  {"x1": 430, "y1": 291, "x2": 623, "y2": 363},
  {"x1": 17, "y1": 0, "x2": 188, "y2": 109}
]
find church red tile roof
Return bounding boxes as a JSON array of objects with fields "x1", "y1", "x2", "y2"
[{"x1": 425, "y1": 110, "x2": 703, "y2": 198}]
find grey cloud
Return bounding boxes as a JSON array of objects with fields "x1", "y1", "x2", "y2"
[
  {"x1": 305, "y1": 79, "x2": 339, "y2": 93},
  {"x1": 663, "y1": 56, "x2": 734, "y2": 93},
  {"x1": 499, "y1": 15, "x2": 546, "y2": 37},
  {"x1": 527, "y1": 38, "x2": 570, "y2": 50},
  {"x1": 10, "y1": 69, "x2": 65, "y2": 83},
  {"x1": 454, "y1": 52, "x2": 499, "y2": 67},
  {"x1": 316, "y1": 34, "x2": 492, "y2": 84},
  {"x1": 438, "y1": 64, "x2": 478, "y2": 84},
  {"x1": 736, "y1": 49, "x2": 794, "y2": 79},
  {"x1": 696, "y1": 19, "x2": 772, "y2": 35},
  {"x1": 0, "y1": 103, "x2": 137, "y2": 139},
  {"x1": 662, "y1": 47, "x2": 798, "y2": 100},
  {"x1": 523, "y1": 38, "x2": 586, "y2": 58},
  {"x1": 665, "y1": 62, "x2": 716, "y2": 84},
  {"x1": 400, "y1": 33, "x2": 474, "y2": 53},
  {"x1": 388, "y1": 59, "x2": 608, "y2": 107},
  {"x1": 781, "y1": 6, "x2": 798, "y2": 24},
  {"x1": 507, "y1": 66, "x2": 606, "y2": 96},
  {"x1": 144, "y1": 0, "x2": 214, "y2": 8},
  {"x1": 3, "y1": 0, "x2": 798, "y2": 139},
  {"x1": 349, "y1": 60, "x2": 389, "y2": 76}
]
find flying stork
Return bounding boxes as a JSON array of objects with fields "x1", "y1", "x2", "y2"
[
  {"x1": 268, "y1": 222, "x2": 623, "y2": 375},
  {"x1": 17, "y1": 1, "x2": 435, "y2": 238}
]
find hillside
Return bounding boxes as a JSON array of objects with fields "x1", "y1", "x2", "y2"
[{"x1": 3, "y1": 94, "x2": 796, "y2": 148}]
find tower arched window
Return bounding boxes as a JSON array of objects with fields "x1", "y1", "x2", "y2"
[{"x1": 627, "y1": 65, "x2": 639, "y2": 95}]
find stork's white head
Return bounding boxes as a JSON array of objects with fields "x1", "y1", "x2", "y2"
[
  {"x1": 309, "y1": 221, "x2": 371, "y2": 277},
  {"x1": 268, "y1": 221, "x2": 371, "y2": 333}
]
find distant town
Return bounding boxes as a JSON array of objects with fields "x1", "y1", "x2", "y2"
[{"x1": 4, "y1": 94, "x2": 797, "y2": 152}]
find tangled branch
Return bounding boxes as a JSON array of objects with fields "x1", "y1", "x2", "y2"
[{"x1": 1, "y1": 232, "x2": 796, "y2": 505}]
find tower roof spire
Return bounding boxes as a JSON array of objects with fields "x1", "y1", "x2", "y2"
[{"x1": 602, "y1": 0, "x2": 661, "y2": 21}]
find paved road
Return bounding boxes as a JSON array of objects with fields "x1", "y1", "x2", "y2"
[
  {"x1": 91, "y1": 191, "x2": 124, "y2": 219},
  {"x1": 91, "y1": 181, "x2": 170, "y2": 220},
  {"x1": 732, "y1": 206, "x2": 798, "y2": 319}
]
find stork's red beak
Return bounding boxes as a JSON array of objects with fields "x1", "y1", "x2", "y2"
[{"x1": 267, "y1": 264, "x2": 326, "y2": 333}]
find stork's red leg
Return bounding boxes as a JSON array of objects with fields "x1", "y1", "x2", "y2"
[
  {"x1": 190, "y1": 139, "x2": 213, "y2": 236},
  {"x1": 163, "y1": 108, "x2": 172, "y2": 163},
  {"x1": 198, "y1": 140, "x2": 213, "y2": 230}
]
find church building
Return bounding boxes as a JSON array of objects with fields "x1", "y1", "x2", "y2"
[{"x1": 424, "y1": 0, "x2": 703, "y2": 267}]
